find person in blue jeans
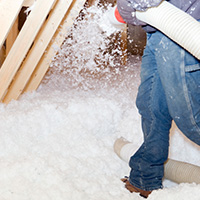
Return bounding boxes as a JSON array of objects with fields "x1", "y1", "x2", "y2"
[{"x1": 117, "y1": 0, "x2": 200, "y2": 198}]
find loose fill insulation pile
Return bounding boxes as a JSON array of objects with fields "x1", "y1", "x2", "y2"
[{"x1": 0, "y1": 4, "x2": 200, "y2": 200}]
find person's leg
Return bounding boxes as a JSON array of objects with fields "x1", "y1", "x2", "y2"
[
  {"x1": 129, "y1": 32, "x2": 173, "y2": 191},
  {"x1": 128, "y1": 31, "x2": 200, "y2": 193},
  {"x1": 155, "y1": 32, "x2": 200, "y2": 145}
]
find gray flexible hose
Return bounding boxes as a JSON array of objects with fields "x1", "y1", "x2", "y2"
[
  {"x1": 135, "y1": 1, "x2": 200, "y2": 60},
  {"x1": 114, "y1": 137, "x2": 200, "y2": 184},
  {"x1": 164, "y1": 159, "x2": 200, "y2": 184}
]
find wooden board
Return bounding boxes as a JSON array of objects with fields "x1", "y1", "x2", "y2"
[
  {"x1": 0, "y1": 0, "x2": 25, "y2": 48},
  {"x1": 0, "y1": 0, "x2": 57, "y2": 101},
  {"x1": 3, "y1": 0, "x2": 74, "y2": 103},
  {"x1": 23, "y1": 0, "x2": 35, "y2": 7},
  {"x1": 0, "y1": 46, "x2": 5, "y2": 66},
  {"x1": 24, "y1": 0, "x2": 87, "y2": 93},
  {"x1": 6, "y1": 19, "x2": 19, "y2": 55}
]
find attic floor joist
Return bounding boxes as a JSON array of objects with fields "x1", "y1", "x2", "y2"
[
  {"x1": 0, "y1": 0, "x2": 88, "y2": 104},
  {"x1": 0, "y1": 0, "x2": 126, "y2": 104},
  {"x1": 0, "y1": 0, "x2": 25, "y2": 48},
  {"x1": 23, "y1": 0, "x2": 88, "y2": 95}
]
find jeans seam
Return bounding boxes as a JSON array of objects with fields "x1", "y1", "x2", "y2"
[
  {"x1": 148, "y1": 71, "x2": 157, "y2": 139},
  {"x1": 133, "y1": 70, "x2": 156, "y2": 190},
  {"x1": 181, "y1": 50, "x2": 200, "y2": 134},
  {"x1": 139, "y1": 71, "x2": 157, "y2": 190}
]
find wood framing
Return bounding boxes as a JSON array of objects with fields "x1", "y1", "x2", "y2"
[
  {"x1": 0, "y1": 0, "x2": 88, "y2": 104},
  {"x1": 6, "y1": 19, "x2": 19, "y2": 55},
  {"x1": 0, "y1": 0, "x2": 127, "y2": 104},
  {"x1": 23, "y1": 0, "x2": 88, "y2": 94},
  {"x1": 0, "y1": 0, "x2": 57, "y2": 101},
  {"x1": 23, "y1": 0, "x2": 35, "y2": 7},
  {"x1": 3, "y1": 0, "x2": 75, "y2": 103},
  {"x1": 0, "y1": 0, "x2": 25, "y2": 48}
]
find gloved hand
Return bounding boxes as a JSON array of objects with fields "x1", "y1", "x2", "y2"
[
  {"x1": 117, "y1": 0, "x2": 162, "y2": 25},
  {"x1": 97, "y1": 5, "x2": 126, "y2": 36}
]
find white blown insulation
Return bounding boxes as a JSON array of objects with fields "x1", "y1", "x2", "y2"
[{"x1": 0, "y1": 4, "x2": 200, "y2": 200}]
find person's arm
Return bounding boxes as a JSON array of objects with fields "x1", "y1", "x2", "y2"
[{"x1": 117, "y1": 0, "x2": 162, "y2": 25}]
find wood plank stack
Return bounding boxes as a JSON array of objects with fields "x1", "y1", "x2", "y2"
[{"x1": 0, "y1": 0, "x2": 87, "y2": 103}]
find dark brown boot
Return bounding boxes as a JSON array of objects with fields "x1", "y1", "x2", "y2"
[{"x1": 121, "y1": 177, "x2": 152, "y2": 198}]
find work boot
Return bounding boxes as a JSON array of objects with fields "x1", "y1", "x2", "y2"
[{"x1": 121, "y1": 177, "x2": 152, "y2": 198}]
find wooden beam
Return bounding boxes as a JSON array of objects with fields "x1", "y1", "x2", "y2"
[
  {"x1": 3, "y1": 0, "x2": 74, "y2": 103},
  {"x1": 0, "y1": 0, "x2": 25, "y2": 48},
  {"x1": 6, "y1": 18, "x2": 19, "y2": 55},
  {"x1": 24, "y1": 0, "x2": 87, "y2": 93},
  {"x1": 23, "y1": 0, "x2": 57, "y2": 8},
  {"x1": 0, "y1": 46, "x2": 5, "y2": 67},
  {"x1": 0, "y1": 0, "x2": 57, "y2": 101},
  {"x1": 23, "y1": 0, "x2": 35, "y2": 7}
]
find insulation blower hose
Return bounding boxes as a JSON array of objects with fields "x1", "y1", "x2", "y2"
[
  {"x1": 112, "y1": 0, "x2": 200, "y2": 59},
  {"x1": 114, "y1": 137, "x2": 200, "y2": 184}
]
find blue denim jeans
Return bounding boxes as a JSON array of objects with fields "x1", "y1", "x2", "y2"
[{"x1": 129, "y1": 31, "x2": 200, "y2": 191}]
